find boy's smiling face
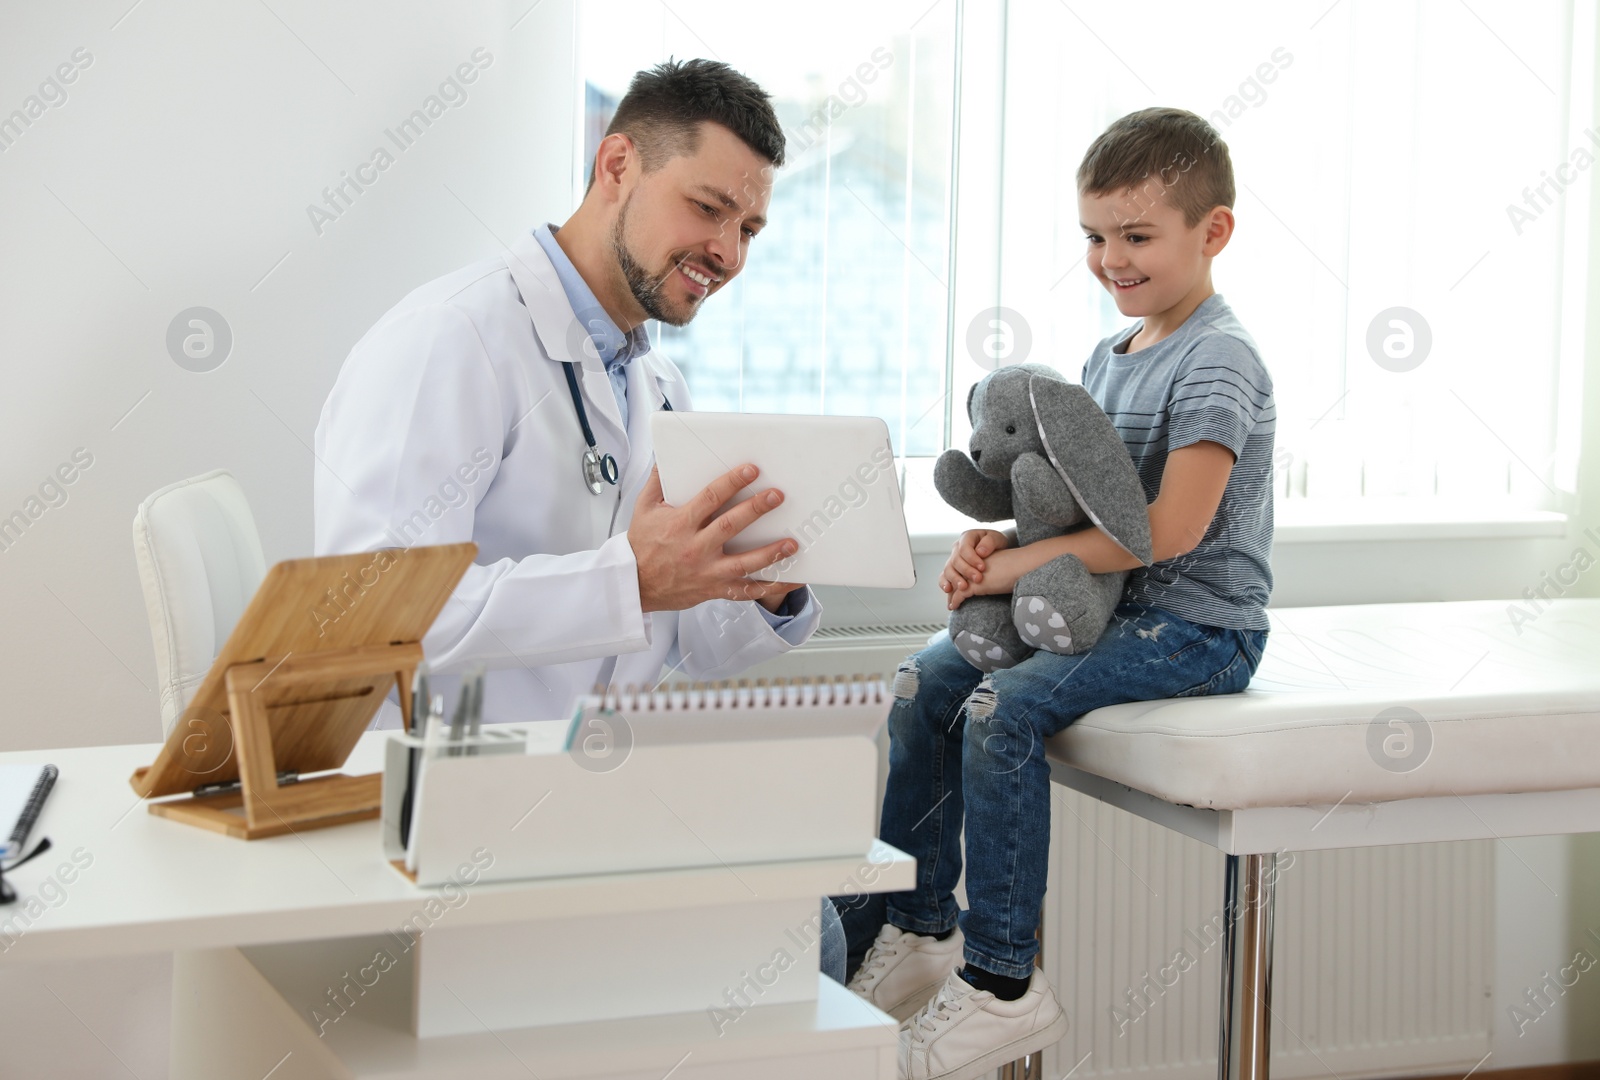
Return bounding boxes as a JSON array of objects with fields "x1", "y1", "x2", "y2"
[{"x1": 1079, "y1": 180, "x2": 1230, "y2": 329}]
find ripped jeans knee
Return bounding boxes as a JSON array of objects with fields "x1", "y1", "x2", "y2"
[
  {"x1": 962, "y1": 676, "x2": 1042, "y2": 776},
  {"x1": 964, "y1": 674, "x2": 998, "y2": 720},
  {"x1": 893, "y1": 655, "x2": 920, "y2": 701}
]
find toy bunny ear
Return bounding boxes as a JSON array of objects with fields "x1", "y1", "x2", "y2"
[{"x1": 1027, "y1": 373, "x2": 1154, "y2": 565}]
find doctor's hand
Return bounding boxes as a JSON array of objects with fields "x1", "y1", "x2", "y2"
[
  {"x1": 756, "y1": 584, "x2": 805, "y2": 614},
  {"x1": 629, "y1": 465, "x2": 802, "y2": 613}
]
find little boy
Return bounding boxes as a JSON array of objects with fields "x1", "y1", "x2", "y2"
[{"x1": 835, "y1": 107, "x2": 1275, "y2": 1080}]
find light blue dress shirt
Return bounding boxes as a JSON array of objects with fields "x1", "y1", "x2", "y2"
[
  {"x1": 533, "y1": 223, "x2": 651, "y2": 432},
  {"x1": 530, "y1": 224, "x2": 812, "y2": 632}
]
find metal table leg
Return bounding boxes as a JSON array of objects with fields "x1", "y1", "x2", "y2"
[
  {"x1": 997, "y1": 1053, "x2": 1044, "y2": 1079},
  {"x1": 1217, "y1": 852, "x2": 1277, "y2": 1080},
  {"x1": 997, "y1": 912, "x2": 1047, "y2": 1080},
  {"x1": 997, "y1": 1051, "x2": 1044, "y2": 1079}
]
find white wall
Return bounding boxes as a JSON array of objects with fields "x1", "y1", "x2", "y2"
[
  {"x1": 0, "y1": 4, "x2": 576, "y2": 1075},
  {"x1": 0, "y1": 0, "x2": 575, "y2": 751}
]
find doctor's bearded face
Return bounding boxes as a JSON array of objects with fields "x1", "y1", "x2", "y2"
[{"x1": 608, "y1": 122, "x2": 774, "y2": 327}]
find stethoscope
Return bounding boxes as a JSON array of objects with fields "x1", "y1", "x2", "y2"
[{"x1": 561, "y1": 360, "x2": 672, "y2": 496}]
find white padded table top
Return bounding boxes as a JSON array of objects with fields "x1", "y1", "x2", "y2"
[{"x1": 1046, "y1": 598, "x2": 1600, "y2": 811}]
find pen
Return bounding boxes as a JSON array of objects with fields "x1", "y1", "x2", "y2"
[
  {"x1": 399, "y1": 662, "x2": 432, "y2": 848},
  {"x1": 465, "y1": 664, "x2": 485, "y2": 755},
  {"x1": 408, "y1": 662, "x2": 431, "y2": 737},
  {"x1": 448, "y1": 680, "x2": 469, "y2": 756}
]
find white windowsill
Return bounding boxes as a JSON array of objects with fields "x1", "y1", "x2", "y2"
[
  {"x1": 1268, "y1": 498, "x2": 1569, "y2": 544},
  {"x1": 898, "y1": 463, "x2": 1571, "y2": 554}
]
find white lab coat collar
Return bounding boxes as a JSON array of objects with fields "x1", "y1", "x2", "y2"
[
  {"x1": 505, "y1": 227, "x2": 584, "y2": 364},
  {"x1": 504, "y1": 228, "x2": 673, "y2": 485}
]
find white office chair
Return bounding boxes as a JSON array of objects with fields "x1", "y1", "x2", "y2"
[{"x1": 131, "y1": 469, "x2": 267, "y2": 737}]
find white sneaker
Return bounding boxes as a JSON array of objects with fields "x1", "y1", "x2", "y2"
[
  {"x1": 846, "y1": 923, "x2": 966, "y2": 1022},
  {"x1": 898, "y1": 968, "x2": 1069, "y2": 1080}
]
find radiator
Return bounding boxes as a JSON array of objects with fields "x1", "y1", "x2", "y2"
[
  {"x1": 754, "y1": 630, "x2": 1496, "y2": 1078},
  {"x1": 742, "y1": 621, "x2": 946, "y2": 682},
  {"x1": 1043, "y1": 791, "x2": 1493, "y2": 1077}
]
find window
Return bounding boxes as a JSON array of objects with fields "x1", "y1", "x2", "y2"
[
  {"x1": 577, "y1": 0, "x2": 959, "y2": 457},
  {"x1": 999, "y1": 0, "x2": 1590, "y2": 514},
  {"x1": 579, "y1": 1, "x2": 1589, "y2": 522}
]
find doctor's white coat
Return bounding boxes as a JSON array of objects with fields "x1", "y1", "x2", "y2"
[{"x1": 312, "y1": 227, "x2": 820, "y2": 726}]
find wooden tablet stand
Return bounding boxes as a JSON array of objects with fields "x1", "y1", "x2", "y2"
[{"x1": 129, "y1": 542, "x2": 477, "y2": 840}]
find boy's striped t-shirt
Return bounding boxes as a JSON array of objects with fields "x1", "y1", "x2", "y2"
[{"x1": 1080, "y1": 293, "x2": 1275, "y2": 631}]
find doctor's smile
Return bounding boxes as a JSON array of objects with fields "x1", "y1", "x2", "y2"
[{"x1": 673, "y1": 258, "x2": 719, "y2": 299}]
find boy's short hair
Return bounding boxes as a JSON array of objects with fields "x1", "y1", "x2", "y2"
[
  {"x1": 1076, "y1": 107, "x2": 1234, "y2": 228},
  {"x1": 588, "y1": 59, "x2": 785, "y2": 191}
]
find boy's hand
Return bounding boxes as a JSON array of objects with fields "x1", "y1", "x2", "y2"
[
  {"x1": 948, "y1": 548, "x2": 1031, "y2": 609},
  {"x1": 939, "y1": 529, "x2": 1010, "y2": 608}
]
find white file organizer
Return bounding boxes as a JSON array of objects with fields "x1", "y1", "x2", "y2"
[
  {"x1": 377, "y1": 679, "x2": 895, "y2": 1035},
  {"x1": 383, "y1": 679, "x2": 890, "y2": 886}
]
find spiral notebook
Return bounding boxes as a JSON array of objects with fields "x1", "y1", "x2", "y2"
[{"x1": 564, "y1": 677, "x2": 891, "y2": 750}]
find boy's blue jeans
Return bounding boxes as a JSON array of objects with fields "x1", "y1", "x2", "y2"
[{"x1": 834, "y1": 601, "x2": 1268, "y2": 981}]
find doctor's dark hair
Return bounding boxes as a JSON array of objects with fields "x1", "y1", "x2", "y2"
[
  {"x1": 587, "y1": 59, "x2": 785, "y2": 191},
  {"x1": 1077, "y1": 107, "x2": 1234, "y2": 228}
]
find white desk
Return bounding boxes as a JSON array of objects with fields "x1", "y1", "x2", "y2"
[{"x1": 0, "y1": 733, "x2": 912, "y2": 1079}]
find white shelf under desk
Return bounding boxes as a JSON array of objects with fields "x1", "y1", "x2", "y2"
[{"x1": 0, "y1": 733, "x2": 911, "y2": 1079}]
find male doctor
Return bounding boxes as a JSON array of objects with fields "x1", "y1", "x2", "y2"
[{"x1": 313, "y1": 60, "x2": 820, "y2": 731}]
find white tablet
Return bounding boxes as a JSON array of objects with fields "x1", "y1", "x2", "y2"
[{"x1": 651, "y1": 412, "x2": 917, "y2": 589}]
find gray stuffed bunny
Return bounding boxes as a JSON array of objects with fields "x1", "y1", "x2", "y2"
[{"x1": 934, "y1": 363, "x2": 1154, "y2": 673}]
